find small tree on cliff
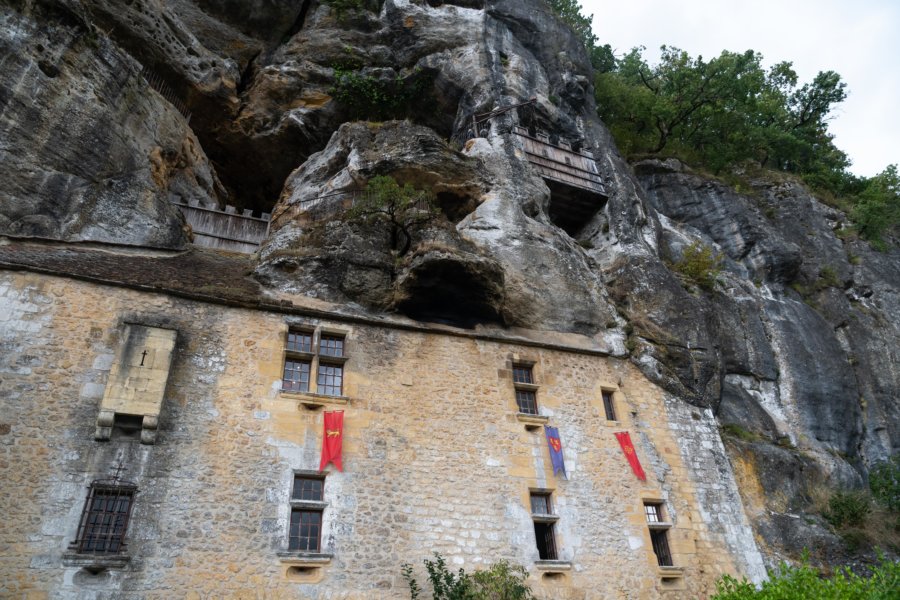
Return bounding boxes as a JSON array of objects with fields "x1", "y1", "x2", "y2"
[{"x1": 347, "y1": 175, "x2": 438, "y2": 257}]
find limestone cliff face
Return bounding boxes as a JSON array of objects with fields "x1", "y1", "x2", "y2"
[
  {"x1": 0, "y1": 0, "x2": 228, "y2": 248},
  {"x1": 2, "y1": 0, "x2": 898, "y2": 570}
]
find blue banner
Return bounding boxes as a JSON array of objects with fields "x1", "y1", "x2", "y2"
[{"x1": 544, "y1": 425, "x2": 567, "y2": 479}]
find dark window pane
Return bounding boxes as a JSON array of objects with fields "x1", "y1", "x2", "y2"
[
  {"x1": 319, "y1": 335, "x2": 344, "y2": 358},
  {"x1": 602, "y1": 391, "x2": 616, "y2": 421},
  {"x1": 283, "y1": 360, "x2": 311, "y2": 392},
  {"x1": 512, "y1": 365, "x2": 534, "y2": 384},
  {"x1": 515, "y1": 389, "x2": 537, "y2": 414},
  {"x1": 292, "y1": 477, "x2": 324, "y2": 501},
  {"x1": 289, "y1": 510, "x2": 322, "y2": 552},
  {"x1": 287, "y1": 331, "x2": 313, "y2": 353},
  {"x1": 317, "y1": 363, "x2": 343, "y2": 396},
  {"x1": 533, "y1": 522, "x2": 558, "y2": 560},
  {"x1": 650, "y1": 529, "x2": 673, "y2": 566}
]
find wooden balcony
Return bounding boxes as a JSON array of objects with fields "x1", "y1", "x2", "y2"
[{"x1": 512, "y1": 127, "x2": 608, "y2": 235}]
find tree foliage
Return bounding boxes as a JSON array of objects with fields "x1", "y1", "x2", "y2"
[
  {"x1": 330, "y1": 67, "x2": 433, "y2": 121},
  {"x1": 401, "y1": 553, "x2": 535, "y2": 600},
  {"x1": 347, "y1": 175, "x2": 438, "y2": 257},
  {"x1": 595, "y1": 45, "x2": 848, "y2": 178},
  {"x1": 851, "y1": 165, "x2": 900, "y2": 248}
]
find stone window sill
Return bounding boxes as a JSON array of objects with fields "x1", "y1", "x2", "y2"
[
  {"x1": 516, "y1": 413, "x2": 549, "y2": 430},
  {"x1": 658, "y1": 566, "x2": 684, "y2": 579},
  {"x1": 534, "y1": 560, "x2": 572, "y2": 572},
  {"x1": 281, "y1": 390, "x2": 350, "y2": 409},
  {"x1": 290, "y1": 500, "x2": 328, "y2": 510},
  {"x1": 531, "y1": 513, "x2": 560, "y2": 524},
  {"x1": 277, "y1": 552, "x2": 333, "y2": 565},
  {"x1": 62, "y1": 552, "x2": 131, "y2": 570},
  {"x1": 647, "y1": 521, "x2": 673, "y2": 530}
]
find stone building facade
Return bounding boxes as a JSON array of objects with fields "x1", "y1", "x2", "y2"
[{"x1": 0, "y1": 260, "x2": 765, "y2": 599}]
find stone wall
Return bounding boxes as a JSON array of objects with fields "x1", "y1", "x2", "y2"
[{"x1": 0, "y1": 271, "x2": 764, "y2": 599}]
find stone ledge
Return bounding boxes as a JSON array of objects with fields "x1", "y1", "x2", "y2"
[
  {"x1": 62, "y1": 552, "x2": 131, "y2": 570},
  {"x1": 658, "y1": 566, "x2": 684, "y2": 579},
  {"x1": 531, "y1": 513, "x2": 560, "y2": 523},
  {"x1": 276, "y1": 552, "x2": 333, "y2": 565},
  {"x1": 281, "y1": 391, "x2": 351, "y2": 409},
  {"x1": 516, "y1": 413, "x2": 549, "y2": 429},
  {"x1": 534, "y1": 560, "x2": 572, "y2": 572}
]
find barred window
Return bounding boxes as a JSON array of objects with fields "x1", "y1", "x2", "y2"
[
  {"x1": 530, "y1": 491, "x2": 558, "y2": 560},
  {"x1": 72, "y1": 480, "x2": 137, "y2": 554},
  {"x1": 516, "y1": 389, "x2": 538, "y2": 415},
  {"x1": 644, "y1": 502, "x2": 673, "y2": 567},
  {"x1": 289, "y1": 475, "x2": 325, "y2": 553}
]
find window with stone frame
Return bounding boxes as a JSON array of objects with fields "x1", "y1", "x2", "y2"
[
  {"x1": 282, "y1": 328, "x2": 348, "y2": 397},
  {"x1": 644, "y1": 501, "x2": 674, "y2": 567},
  {"x1": 530, "y1": 491, "x2": 559, "y2": 560},
  {"x1": 513, "y1": 363, "x2": 539, "y2": 415},
  {"x1": 71, "y1": 479, "x2": 137, "y2": 554},
  {"x1": 602, "y1": 389, "x2": 617, "y2": 421},
  {"x1": 289, "y1": 475, "x2": 327, "y2": 553}
]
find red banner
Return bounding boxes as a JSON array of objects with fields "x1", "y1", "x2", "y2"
[
  {"x1": 615, "y1": 431, "x2": 646, "y2": 481},
  {"x1": 319, "y1": 411, "x2": 344, "y2": 472}
]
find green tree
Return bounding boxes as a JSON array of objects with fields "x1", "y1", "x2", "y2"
[{"x1": 347, "y1": 175, "x2": 438, "y2": 257}]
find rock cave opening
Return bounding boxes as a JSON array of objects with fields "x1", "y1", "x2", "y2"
[{"x1": 395, "y1": 258, "x2": 504, "y2": 329}]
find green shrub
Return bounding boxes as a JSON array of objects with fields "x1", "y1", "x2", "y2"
[
  {"x1": 671, "y1": 240, "x2": 723, "y2": 290},
  {"x1": 401, "y1": 553, "x2": 534, "y2": 600},
  {"x1": 712, "y1": 556, "x2": 900, "y2": 599},
  {"x1": 329, "y1": 67, "x2": 433, "y2": 121},
  {"x1": 824, "y1": 490, "x2": 871, "y2": 528},
  {"x1": 870, "y1": 455, "x2": 900, "y2": 511},
  {"x1": 721, "y1": 424, "x2": 761, "y2": 442}
]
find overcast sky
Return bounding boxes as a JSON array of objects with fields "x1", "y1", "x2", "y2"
[{"x1": 581, "y1": 0, "x2": 900, "y2": 177}]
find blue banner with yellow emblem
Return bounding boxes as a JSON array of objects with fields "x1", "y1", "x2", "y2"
[{"x1": 544, "y1": 425, "x2": 567, "y2": 479}]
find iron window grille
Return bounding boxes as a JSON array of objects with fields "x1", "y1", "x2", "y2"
[
  {"x1": 513, "y1": 364, "x2": 539, "y2": 415},
  {"x1": 530, "y1": 491, "x2": 558, "y2": 560},
  {"x1": 602, "y1": 390, "x2": 616, "y2": 421},
  {"x1": 282, "y1": 329, "x2": 347, "y2": 397},
  {"x1": 289, "y1": 475, "x2": 325, "y2": 553},
  {"x1": 71, "y1": 479, "x2": 137, "y2": 554},
  {"x1": 644, "y1": 502, "x2": 674, "y2": 567}
]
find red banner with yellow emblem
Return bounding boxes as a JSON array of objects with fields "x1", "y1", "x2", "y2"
[
  {"x1": 614, "y1": 431, "x2": 646, "y2": 481},
  {"x1": 319, "y1": 410, "x2": 344, "y2": 472}
]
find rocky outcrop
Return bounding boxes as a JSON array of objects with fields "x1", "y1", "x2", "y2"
[
  {"x1": 633, "y1": 158, "x2": 900, "y2": 562},
  {"x1": 2, "y1": 0, "x2": 898, "y2": 572},
  {"x1": 0, "y1": 1, "x2": 228, "y2": 248}
]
